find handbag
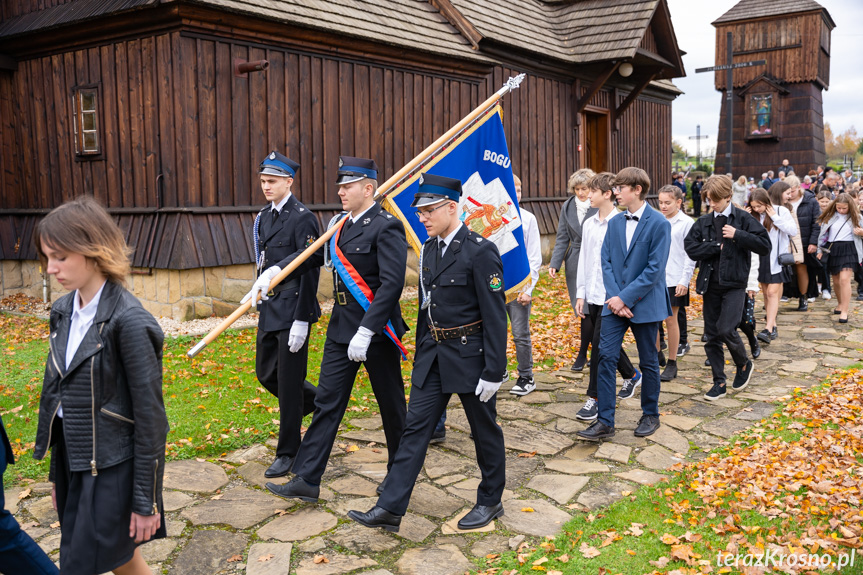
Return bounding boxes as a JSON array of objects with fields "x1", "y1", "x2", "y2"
[
  {"x1": 738, "y1": 294, "x2": 756, "y2": 329},
  {"x1": 778, "y1": 242, "x2": 797, "y2": 266}
]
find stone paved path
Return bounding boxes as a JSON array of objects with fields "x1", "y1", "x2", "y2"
[{"x1": 7, "y1": 300, "x2": 861, "y2": 574}]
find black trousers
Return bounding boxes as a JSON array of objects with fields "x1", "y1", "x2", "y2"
[
  {"x1": 256, "y1": 328, "x2": 318, "y2": 458},
  {"x1": 692, "y1": 193, "x2": 702, "y2": 217},
  {"x1": 677, "y1": 307, "x2": 688, "y2": 345},
  {"x1": 702, "y1": 285, "x2": 748, "y2": 385},
  {"x1": 292, "y1": 338, "x2": 406, "y2": 484},
  {"x1": 586, "y1": 303, "x2": 636, "y2": 399},
  {"x1": 377, "y1": 359, "x2": 505, "y2": 516},
  {"x1": 577, "y1": 314, "x2": 594, "y2": 360}
]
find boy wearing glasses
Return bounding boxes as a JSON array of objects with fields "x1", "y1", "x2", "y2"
[
  {"x1": 348, "y1": 172, "x2": 508, "y2": 532},
  {"x1": 267, "y1": 156, "x2": 408, "y2": 502}
]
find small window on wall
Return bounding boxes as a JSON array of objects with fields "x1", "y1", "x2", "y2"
[
  {"x1": 72, "y1": 86, "x2": 101, "y2": 156},
  {"x1": 745, "y1": 93, "x2": 777, "y2": 140}
]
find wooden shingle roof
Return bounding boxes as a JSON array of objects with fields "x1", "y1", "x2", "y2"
[
  {"x1": 184, "y1": 0, "x2": 490, "y2": 63},
  {"x1": 0, "y1": 0, "x2": 156, "y2": 38},
  {"x1": 450, "y1": 0, "x2": 661, "y2": 63},
  {"x1": 712, "y1": 0, "x2": 835, "y2": 27}
]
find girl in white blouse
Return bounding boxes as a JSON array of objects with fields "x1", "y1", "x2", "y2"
[
  {"x1": 816, "y1": 193, "x2": 863, "y2": 322},
  {"x1": 748, "y1": 187, "x2": 797, "y2": 342}
]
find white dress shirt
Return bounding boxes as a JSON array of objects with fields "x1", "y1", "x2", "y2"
[
  {"x1": 270, "y1": 191, "x2": 292, "y2": 214},
  {"x1": 438, "y1": 223, "x2": 463, "y2": 256},
  {"x1": 665, "y1": 211, "x2": 696, "y2": 288},
  {"x1": 59, "y1": 281, "x2": 107, "y2": 418},
  {"x1": 519, "y1": 207, "x2": 542, "y2": 296},
  {"x1": 624, "y1": 202, "x2": 647, "y2": 250},
  {"x1": 576, "y1": 209, "x2": 620, "y2": 305},
  {"x1": 348, "y1": 203, "x2": 375, "y2": 224}
]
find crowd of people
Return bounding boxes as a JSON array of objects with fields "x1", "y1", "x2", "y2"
[{"x1": 3, "y1": 146, "x2": 862, "y2": 574}]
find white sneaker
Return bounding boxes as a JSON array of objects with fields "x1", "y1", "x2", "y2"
[
  {"x1": 807, "y1": 297, "x2": 817, "y2": 303},
  {"x1": 822, "y1": 290, "x2": 832, "y2": 300}
]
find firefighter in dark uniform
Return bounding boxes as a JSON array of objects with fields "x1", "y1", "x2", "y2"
[
  {"x1": 242, "y1": 151, "x2": 322, "y2": 478},
  {"x1": 266, "y1": 157, "x2": 408, "y2": 501},
  {"x1": 348, "y1": 173, "x2": 508, "y2": 532}
]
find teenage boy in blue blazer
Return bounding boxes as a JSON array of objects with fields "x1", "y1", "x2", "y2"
[{"x1": 577, "y1": 167, "x2": 671, "y2": 440}]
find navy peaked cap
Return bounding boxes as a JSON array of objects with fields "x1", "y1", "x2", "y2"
[
  {"x1": 260, "y1": 151, "x2": 299, "y2": 178},
  {"x1": 336, "y1": 156, "x2": 378, "y2": 185},
  {"x1": 411, "y1": 172, "x2": 463, "y2": 207}
]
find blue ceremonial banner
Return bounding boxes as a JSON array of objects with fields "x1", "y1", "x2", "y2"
[{"x1": 383, "y1": 105, "x2": 531, "y2": 300}]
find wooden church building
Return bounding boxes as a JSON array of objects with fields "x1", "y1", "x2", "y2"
[
  {"x1": 712, "y1": 0, "x2": 834, "y2": 178},
  {"x1": 0, "y1": 0, "x2": 685, "y2": 318}
]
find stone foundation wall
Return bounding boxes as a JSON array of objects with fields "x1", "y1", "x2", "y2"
[{"x1": 1, "y1": 254, "x2": 424, "y2": 321}]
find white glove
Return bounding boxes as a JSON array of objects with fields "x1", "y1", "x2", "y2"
[
  {"x1": 288, "y1": 321, "x2": 309, "y2": 353},
  {"x1": 241, "y1": 266, "x2": 282, "y2": 309},
  {"x1": 347, "y1": 327, "x2": 375, "y2": 362},
  {"x1": 475, "y1": 378, "x2": 502, "y2": 403}
]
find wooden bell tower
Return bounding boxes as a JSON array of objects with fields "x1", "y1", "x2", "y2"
[{"x1": 712, "y1": 0, "x2": 835, "y2": 177}]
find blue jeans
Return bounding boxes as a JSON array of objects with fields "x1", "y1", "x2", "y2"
[
  {"x1": 596, "y1": 314, "x2": 660, "y2": 428},
  {"x1": 0, "y1": 427, "x2": 59, "y2": 574}
]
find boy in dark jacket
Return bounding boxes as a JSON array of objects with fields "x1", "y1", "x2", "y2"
[{"x1": 684, "y1": 175, "x2": 771, "y2": 400}]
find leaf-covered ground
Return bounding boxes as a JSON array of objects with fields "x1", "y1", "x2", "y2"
[{"x1": 480, "y1": 369, "x2": 863, "y2": 575}]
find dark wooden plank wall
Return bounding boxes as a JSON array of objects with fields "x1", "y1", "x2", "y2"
[
  {"x1": 714, "y1": 13, "x2": 825, "y2": 90},
  {"x1": 714, "y1": 82, "x2": 825, "y2": 178},
  {"x1": 0, "y1": 33, "x2": 678, "y2": 266}
]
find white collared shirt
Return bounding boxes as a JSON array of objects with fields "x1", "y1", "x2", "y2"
[
  {"x1": 349, "y1": 203, "x2": 375, "y2": 225},
  {"x1": 713, "y1": 202, "x2": 732, "y2": 218},
  {"x1": 437, "y1": 223, "x2": 463, "y2": 257},
  {"x1": 576, "y1": 209, "x2": 620, "y2": 305},
  {"x1": 59, "y1": 280, "x2": 107, "y2": 418},
  {"x1": 519, "y1": 207, "x2": 542, "y2": 296},
  {"x1": 625, "y1": 202, "x2": 647, "y2": 250},
  {"x1": 665, "y1": 211, "x2": 696, "y2": 288},
  {"x1": 270, "y1": 191, "x2": 292, "y2": 215}
]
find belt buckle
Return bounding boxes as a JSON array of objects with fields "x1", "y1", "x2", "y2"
[
  {"x1": 430, "y1": 325, "x2": 440, "y2": 342},
  {"x1": 337, "y1": 292, "x2": 347, "y2": 306},
  {"x1": 267, "y1": 289, "x2": 275, "y2": 297}
]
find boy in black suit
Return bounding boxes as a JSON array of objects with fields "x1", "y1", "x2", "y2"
[
  {"x1": 348, "y1": 173, "x2": 507, "y2": 532},
  {"x1": 267, "y1": 157, "x2": 408, "y2": 501},
  {"x1": 243, "y1": 151, "x2": 322, "y2": 478}
]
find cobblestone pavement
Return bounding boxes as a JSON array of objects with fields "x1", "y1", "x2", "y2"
[{"x1": 7, "y1": 300, "x2": 860, "y2": 574}]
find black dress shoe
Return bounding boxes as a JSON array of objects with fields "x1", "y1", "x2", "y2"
[
  {"x1": 576, "y1": 421, "x2": 615, "y2": 441},
  {"x1": 796, "y1": 297, "x2": 808, "y2": 311},
  {"x1": 457, "y1": 502, "x2": 504, "y2": 530},
  {"x1": 634, "y1": 415, "x2": 660, "y2": 437},
  {"x1": 376, "y1": 483, "x2": 384, "y2": 495},
  {"x1": 751, "y1": 341, "x2": 761, "y2": 359},
  {"x1": 266, "y1": 476, "x2": 319, "y2": 502},
  {"x1": 347, "y1": 506, "x2": 401, "y2": 532},
  {"x1": 571, "y1": 356, "x2": 587, "y2": 372},
  {"x1": 704, "y1": 358, "x2": 711, "y2": 367},
  {"x1": 264, "y1": 455, "x2": 294, "y2": 478}
]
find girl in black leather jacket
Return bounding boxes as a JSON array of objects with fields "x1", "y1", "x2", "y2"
[{"x1": 33, "y1": 197, "x2": 167, "y2": 575}]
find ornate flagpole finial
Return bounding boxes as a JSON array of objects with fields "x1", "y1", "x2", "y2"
[{"x1": 505, "y1": 73, "x2": 526, "y2": 92}]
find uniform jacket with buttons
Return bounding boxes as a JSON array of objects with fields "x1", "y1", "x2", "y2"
[
  {"x1": 33, "y1": 280, "x2": 168, "y2": 517},
  {"x1": 328, "y1": 203, "x2": 409, "y2": 344},
  {"x1": 600, "y1": 204, "x2": 672, "y2": 322},
  {"x1": 413, "y1": 225, "x2": 507, "y2": 393},
  {"x1": 256, "y1": 194, "x2": 324, "y2": 332}
]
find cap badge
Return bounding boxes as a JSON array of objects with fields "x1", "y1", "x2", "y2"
[
  {"x1": 269, "y1": 152, "x2": 276, "y2": 160},
  {"x1": 339, "y1": 158, "x2": 344, "y2": 168},
  {"x1": 418, "y1": 174, "x2": 424, "y2": 185}
]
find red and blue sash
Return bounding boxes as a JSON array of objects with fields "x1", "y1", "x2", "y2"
[{"x1": 330, "y1": 220, "x2": 408, "y2": 360}]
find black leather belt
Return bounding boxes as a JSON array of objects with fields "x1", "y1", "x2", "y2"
[
  {"x1": 428, "y1": 320, "x2": 482, "y2": 342},
  {"x1": 267, "y1": 278, "x2": 301, "y2": 296},
  {"x1": 334, "y1": 290, "x2": 356, "y2": 306}
]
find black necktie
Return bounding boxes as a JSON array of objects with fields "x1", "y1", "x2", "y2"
[
  {"x1": 625, "y1": 214, "x2": 639, "y2": 222},
  {"x1": 271, "y1": 209, "x2": 279, "y2": 223},
  {"x1": 343, "y1": 218, "x2": 354, "y2": 234},
  {"x1": 436, "y1": 239, "x2": 444, "y2": 267}
]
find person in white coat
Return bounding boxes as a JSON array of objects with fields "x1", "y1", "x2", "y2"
[{"x1": 748, "y1": 186, "x2": 797, "y2": 342}]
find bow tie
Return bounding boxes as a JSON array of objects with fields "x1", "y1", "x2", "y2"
[{"x1": 625, "y1": 214, "x2": 639, "y2": 222}]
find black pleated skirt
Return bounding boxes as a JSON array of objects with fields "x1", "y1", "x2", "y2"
[
  {"x1": 54, "y1": 425, "x2": 166, "y2": 574},
  {"x1": 757, "y1": 254, "x2": 792, "y2": 284},
  {"x1": 827, "y1": 241, "x2": 859, "y2": 275}
]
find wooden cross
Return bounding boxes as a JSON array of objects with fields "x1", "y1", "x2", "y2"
[
  {"x1": 695, "y1": 32, "x2": 765, "y2": 175},
  {"x1": 688, "y1": 125, "x2": 709, "y2": 166}
]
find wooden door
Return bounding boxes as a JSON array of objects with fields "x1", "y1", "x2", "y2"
[{"x1": 584, "y1": 111, "x2": 609, "y2": 173}]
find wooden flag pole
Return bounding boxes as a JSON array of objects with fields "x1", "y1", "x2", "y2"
[{"x1": 187, "y1": 73, "x2": 526, "y2": 358}]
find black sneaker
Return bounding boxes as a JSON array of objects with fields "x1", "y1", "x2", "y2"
[
  {"x1": 756, "y1": 329, "x2": 772, "y2": 344},
  {"x1": 677, "y1": 342, "x2": 691, "y2": 357},
  {"x1": 618, "y1": 370, "x2": 641, "y2": 399},
  {"x1": 509, "y1": 376, "x2": 536, "y2": 396},
  {"x1": 575, "y1": 397, "x2": 598, "y2": 421},
  {"x1": 704, "y1": 382, "x2": 726, "y2": 401},
  {"x1": 732, "y1": 360, "x2": 753, "y2": 391}
]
